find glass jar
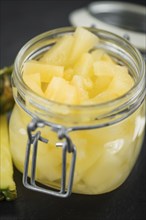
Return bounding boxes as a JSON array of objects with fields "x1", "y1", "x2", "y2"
[{"x1": 10, "y1": 27, "x2": 145, "y2": 198}]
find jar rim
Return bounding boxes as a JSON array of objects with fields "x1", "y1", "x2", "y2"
[{"x1": 13, "y1": 26, "x2": 145, "y2": 125}]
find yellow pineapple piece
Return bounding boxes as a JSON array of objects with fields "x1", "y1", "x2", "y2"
[
  {"x1": 23, "y1": 72, "x2": 44, "y2": 97},
  {"x1": 93, "y1": 61, "x2": 128, "y2": 77},
  {"x1": 71, "y1": 75, "x2": 89, "y2": 102},
  {"x1": 74, "y1": 53, "x2": 93, "y2": 77},
  {"x1": 69, "y1": 27, "x2": 99, "y2": 65},
  {"x1": 23, "y1": 70, "x2": 41, "y2": 86},
  {"x1": 108, "y1": 71, "x2": 134, "y2": 97},
  {"x1": 45, "y1": 77, "x2": 79, "y2": 105},
  {"x1": 72, "y1": 74, "x2": 93, "y2": 90},
  {"x1": 87, "y1": 90, "x2": 118, "y2": 104},
  {"x1": 91, "y1": 49, "x2": 105, "y2": 61},
  {"x1": 87, "y1": 78, "x2": 134, "y2": 104},
  {"x1": 92, "y1": 49, "x2": 115, "y2": 63},
  {"x1": 83, "y1": 151, "x2": 122, "y2": 193},
  {"x1": 89, "y1": 75, "x2": 113, "y2": 98},
  {"x1": 23, "y1": 60, "x2": 64, "y2": 83},
  {"x1": 89, "y1": 75, "x2": 133, "y2": 104},
  {"x1": 102, "y1": 54, "x2": 115, "y2": 63},
  {"x1": 36, "y1": 135, "x2": 62, "y2": 182},
  {"x1": 40, "y1": 35, "x2": 74, "y2": 66},
  {"x1": 94, "y1": 62, "x2": 134, "y2": 91},
  {"x1": 68, "y1": 129, "x2": 112, "y2": 185}
]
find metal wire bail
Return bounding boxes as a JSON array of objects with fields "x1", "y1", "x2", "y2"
[{"x1": 23, "y1": 117, "x2": 76, "y2": 198}]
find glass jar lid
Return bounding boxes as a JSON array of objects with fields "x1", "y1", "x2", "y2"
[{"x1": 69, "y1": 1, "x2": 146, "y2": 53}]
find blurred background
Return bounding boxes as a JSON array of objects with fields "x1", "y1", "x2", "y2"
[{"x1": 0, "y1": 0, "x2": 146, "y2": 67}]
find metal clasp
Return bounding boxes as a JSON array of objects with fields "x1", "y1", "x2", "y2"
[{"x1": 23, "y1": 117, "x2": 76, "y2": 198}]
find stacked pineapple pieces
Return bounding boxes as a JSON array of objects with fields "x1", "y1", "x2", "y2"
[{"x1": 23, "y1": 27, "x2": 134, "y2": 105}]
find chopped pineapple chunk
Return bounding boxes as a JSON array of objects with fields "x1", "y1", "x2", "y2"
[
  {"x1": 23, "y1": 60, "x2": 64, "y2": 83},
  {"x1": 108, "y1": 71, "x2": 134, "y2": 96},
  {"x1": 89, "y1": 75, "x2": 113, "y2": 98},
  {"x1": 69, "y1": 27, "x2": 99, "y2": 65},
  {"x1": 71, "y1": 75, "x2": 89, "y2": 102},
  {"x1": 91, "y1": 49, "x2": 115, "y2": 63},
  {"x1": 83, "y1": 151, "x2": 122, "y2": 193},
  {"x1": 40, "y1": 35, "x2": 74, "y2": 66},
  {"x1": 74, "y1": 53, "x2": 93, "y2": 77},
  {"x1": 93, "y1": 61, "x2": 128, "y2": 77},
  {"x1": 23, "y1": 72, "x2": 44, "y2": 97},
  {"x1": 45, "y1": 77, "x2": 79, "y2": 105}
]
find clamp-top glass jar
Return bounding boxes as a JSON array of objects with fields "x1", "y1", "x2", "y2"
[{"x1": 10, "y1": 27, "x2": 145, "y2": 198}]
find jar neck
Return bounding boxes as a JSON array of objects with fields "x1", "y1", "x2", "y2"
[{"x1": 12, "y1": 27, "x2": 145, "y2": 128}]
